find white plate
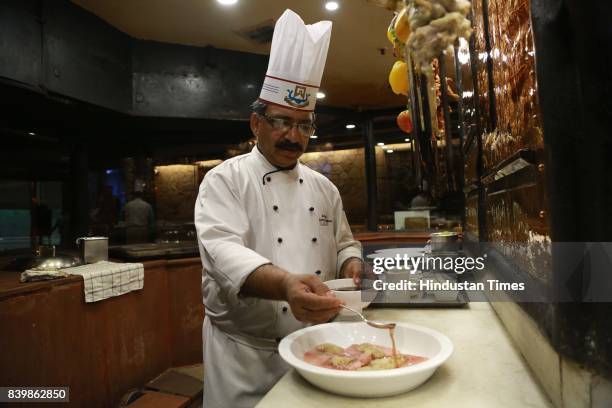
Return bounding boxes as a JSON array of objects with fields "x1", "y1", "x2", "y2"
[{"x1": 279, "y1": 322, "x2": 453, "y2": 397}]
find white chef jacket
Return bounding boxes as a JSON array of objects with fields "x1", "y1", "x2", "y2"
[{"x1": 194, "y1": 146, "x2": 362, "y2": 408}]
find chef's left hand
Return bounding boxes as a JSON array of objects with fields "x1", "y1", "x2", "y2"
[{"x1": 340, "y1": 258, "x2": 363, "y2": 288}]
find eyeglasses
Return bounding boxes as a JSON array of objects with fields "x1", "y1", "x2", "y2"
[{"x1": 259, "y1": 114, "x2": 316, "y2": 136}]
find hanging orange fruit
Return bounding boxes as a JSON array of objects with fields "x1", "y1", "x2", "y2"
[
  {"x1": 397, "y1": 110, "x2": 413, "y2": 133},
  {"x1": 389, "y1": 61, "x2": 409, "y2": 96}
]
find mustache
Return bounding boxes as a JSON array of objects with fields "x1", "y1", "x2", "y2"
[{"x1": 275, "y1": 140, "x2": 304, "y2": 152}]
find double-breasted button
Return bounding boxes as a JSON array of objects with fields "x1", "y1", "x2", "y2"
[
  {"x1": 312, "y1": 237, "x2": 317, "y2": 243},
  {"x1": 309, "y1": 207, "x2": 314, "y2": 212},
  {"x1": 266, "y1": 176, "x2": 271, "y2": 182},
  {"x1": 299, "y1": 178, "x2": 304, "y2": 184},
  {"x1": 273, "y1": 205, "x2": 278, "y2": 211},
  {"x1": 315, "y1": 270, "x2": 321, "y2": 275},
  {"x1": 282, "y1": 306, "x2": 288, "y2": 313},
  {"x1": 277, "y1": 237, "x2": 283, "y2": 244}
]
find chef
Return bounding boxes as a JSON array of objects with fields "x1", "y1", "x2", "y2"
[{"x1": 194, "y1": 9, "x2": 363, "y2": 408}]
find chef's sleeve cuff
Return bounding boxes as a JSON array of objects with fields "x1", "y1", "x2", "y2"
[
  {"x1": 336, "y1": 247, "x2": 363, "y2": 275},
  {"x1": 217, "y1": 251, "x2": 271, "y2": 307}
]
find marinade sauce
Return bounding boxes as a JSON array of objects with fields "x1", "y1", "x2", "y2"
[{"x1": 389, "y1": 326, "x2": 399, "y2": 368}]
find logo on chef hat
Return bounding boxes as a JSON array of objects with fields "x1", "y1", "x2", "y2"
[{"x1": 284, "y1": 85, "x2": 311, "y2": 108}]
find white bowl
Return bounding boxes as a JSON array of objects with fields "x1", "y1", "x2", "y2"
[
  {"x1": 279, "y1": 322, "x2": 453, "y2": 397},
  {"x1": 325, "y1": 278, "x2": 377, "y2": 316}
]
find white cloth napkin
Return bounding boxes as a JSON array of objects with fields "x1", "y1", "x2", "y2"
[{"x1": 64, "y1": 261, "x2": 144, "y2": 303}]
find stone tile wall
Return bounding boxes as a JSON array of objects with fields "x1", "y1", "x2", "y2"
[
  {"x1": 301, "y1": 148, "x2": 368, "y2": 225},
  {"x1": 154, "y1": 147, "x2": 416, "y2": 226},
  {"x1": 155, "y1": 165, "x2": 199, "y2": 222}
]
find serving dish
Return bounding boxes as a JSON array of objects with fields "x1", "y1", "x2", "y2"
[{"x1": 278, "y1": 321, "x2": 453, "y2": 397}]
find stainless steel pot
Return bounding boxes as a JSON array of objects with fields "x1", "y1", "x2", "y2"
[
  {"x1": 430, "y1": 232, "x2": 460, "y2": 253},
  {"x1": 76, "y1": 236, "x2": 108, "y2": 264}
]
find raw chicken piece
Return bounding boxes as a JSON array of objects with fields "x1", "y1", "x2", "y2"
[
  {"x1": 356, "y1": 352, "x2": 374, "y2": 366},
  {"x1": 303, "y1": 343, "x2": 428, "y2": 371},
  {"x1": 368, "y1": 356, "x2": 402, "y2": 370},
  {"x1": 330, "y1": 355, "x2": 354, "y2": 368},
  {"x1": 344, "y1": 344, "x2": 365, "y2": 358},
  {"x1": 316, "y1": 343, "x2": 344, "y2": 355},
  {"x1": 356, "y1": 343, "x2": 386, "y2": 358},
  {"x1": 303, "y1": 349, "x2": 333, "y2": 367}
]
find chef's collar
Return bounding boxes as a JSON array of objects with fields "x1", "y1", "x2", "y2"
[
  {"x1": 253, "y1": 145, "x2": 298, "y2": 170},
  {"x1": 252, "y1": 146, "x2": 301, "y2": 185}
]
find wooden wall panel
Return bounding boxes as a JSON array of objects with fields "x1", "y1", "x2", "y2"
[
  {"x1": 166, "y1": 258, "x2": 205, "y2": 367},
  {"x1": 483, "y1": 0, "x2": 544, "y2": 170},
  {"x1": 0, "y1": 258, "x2": 203, "y2": 407}
]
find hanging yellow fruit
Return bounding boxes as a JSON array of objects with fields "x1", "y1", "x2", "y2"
[
  {"x1": 389, "y1": 61, "x2": 409, "y2": 96},
  {"x1": 387, "y1": 13, "x2": 399, "y2": 45},
  {"x1": 387, "y1": 25, "x2": 396, "y2": 45},
  {"x1": 387, "y1": 12, "x2": 407, "y2": 61},
  {"x1": 394, "y1": 7, "x2": 410, "y2": 43}
]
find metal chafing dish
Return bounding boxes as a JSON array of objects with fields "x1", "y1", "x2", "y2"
[{"x1": 2, "y1": 245, "x2": 82, "y2": 271}]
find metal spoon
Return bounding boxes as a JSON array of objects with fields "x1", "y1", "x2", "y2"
[{"x1": 340, "y1": 305, "x2": 396, "y2": 330}]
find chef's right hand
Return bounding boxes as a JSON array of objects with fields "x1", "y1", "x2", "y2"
[{"x1": 283, "y1": 275, "x2": 343, "y2": 324}]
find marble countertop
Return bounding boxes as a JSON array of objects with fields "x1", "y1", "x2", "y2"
[{"x1": 256, "y1": 303, "x2": 552, "y2": 408}]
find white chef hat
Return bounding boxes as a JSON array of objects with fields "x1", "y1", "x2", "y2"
[{"x1": 258, "y1": 9, "x2": 332, "y2": 112}]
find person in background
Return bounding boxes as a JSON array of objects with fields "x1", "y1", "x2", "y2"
[
  {"x1": 410, "y1": 189, "x2": 431, "y2": 208},
  {"x1": 124, "y1": 191, "x2": 154, "y2": 227},
  {"x1": 194, "y1": 10, "x2": 363, "y2": 408},
  {"x1": 411, "y1": 180, "x2": 432, "y2": 208},
  {"x1": 123, "y1": 191, "x2": 154, "y2": 243}
]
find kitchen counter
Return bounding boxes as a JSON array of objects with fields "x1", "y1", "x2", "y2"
[
  {"x1": 0, "y1": 257, "x2": 205, "y2": 407},
  {"x1": 0, "y1": 270, "x2": 82, "y2": 301},
  {"x1": 257, "y1": 302, "x2": 552, "y2": 408},
  {"x1": 354, "y1": 231, "x2": 431, "y2": 244},
  {"x1": 109, "y1": 242, "x2": 200, "y2": 260},
  {"x1": 0, "y1": 242, "x2": 200, "y2": 299}
]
